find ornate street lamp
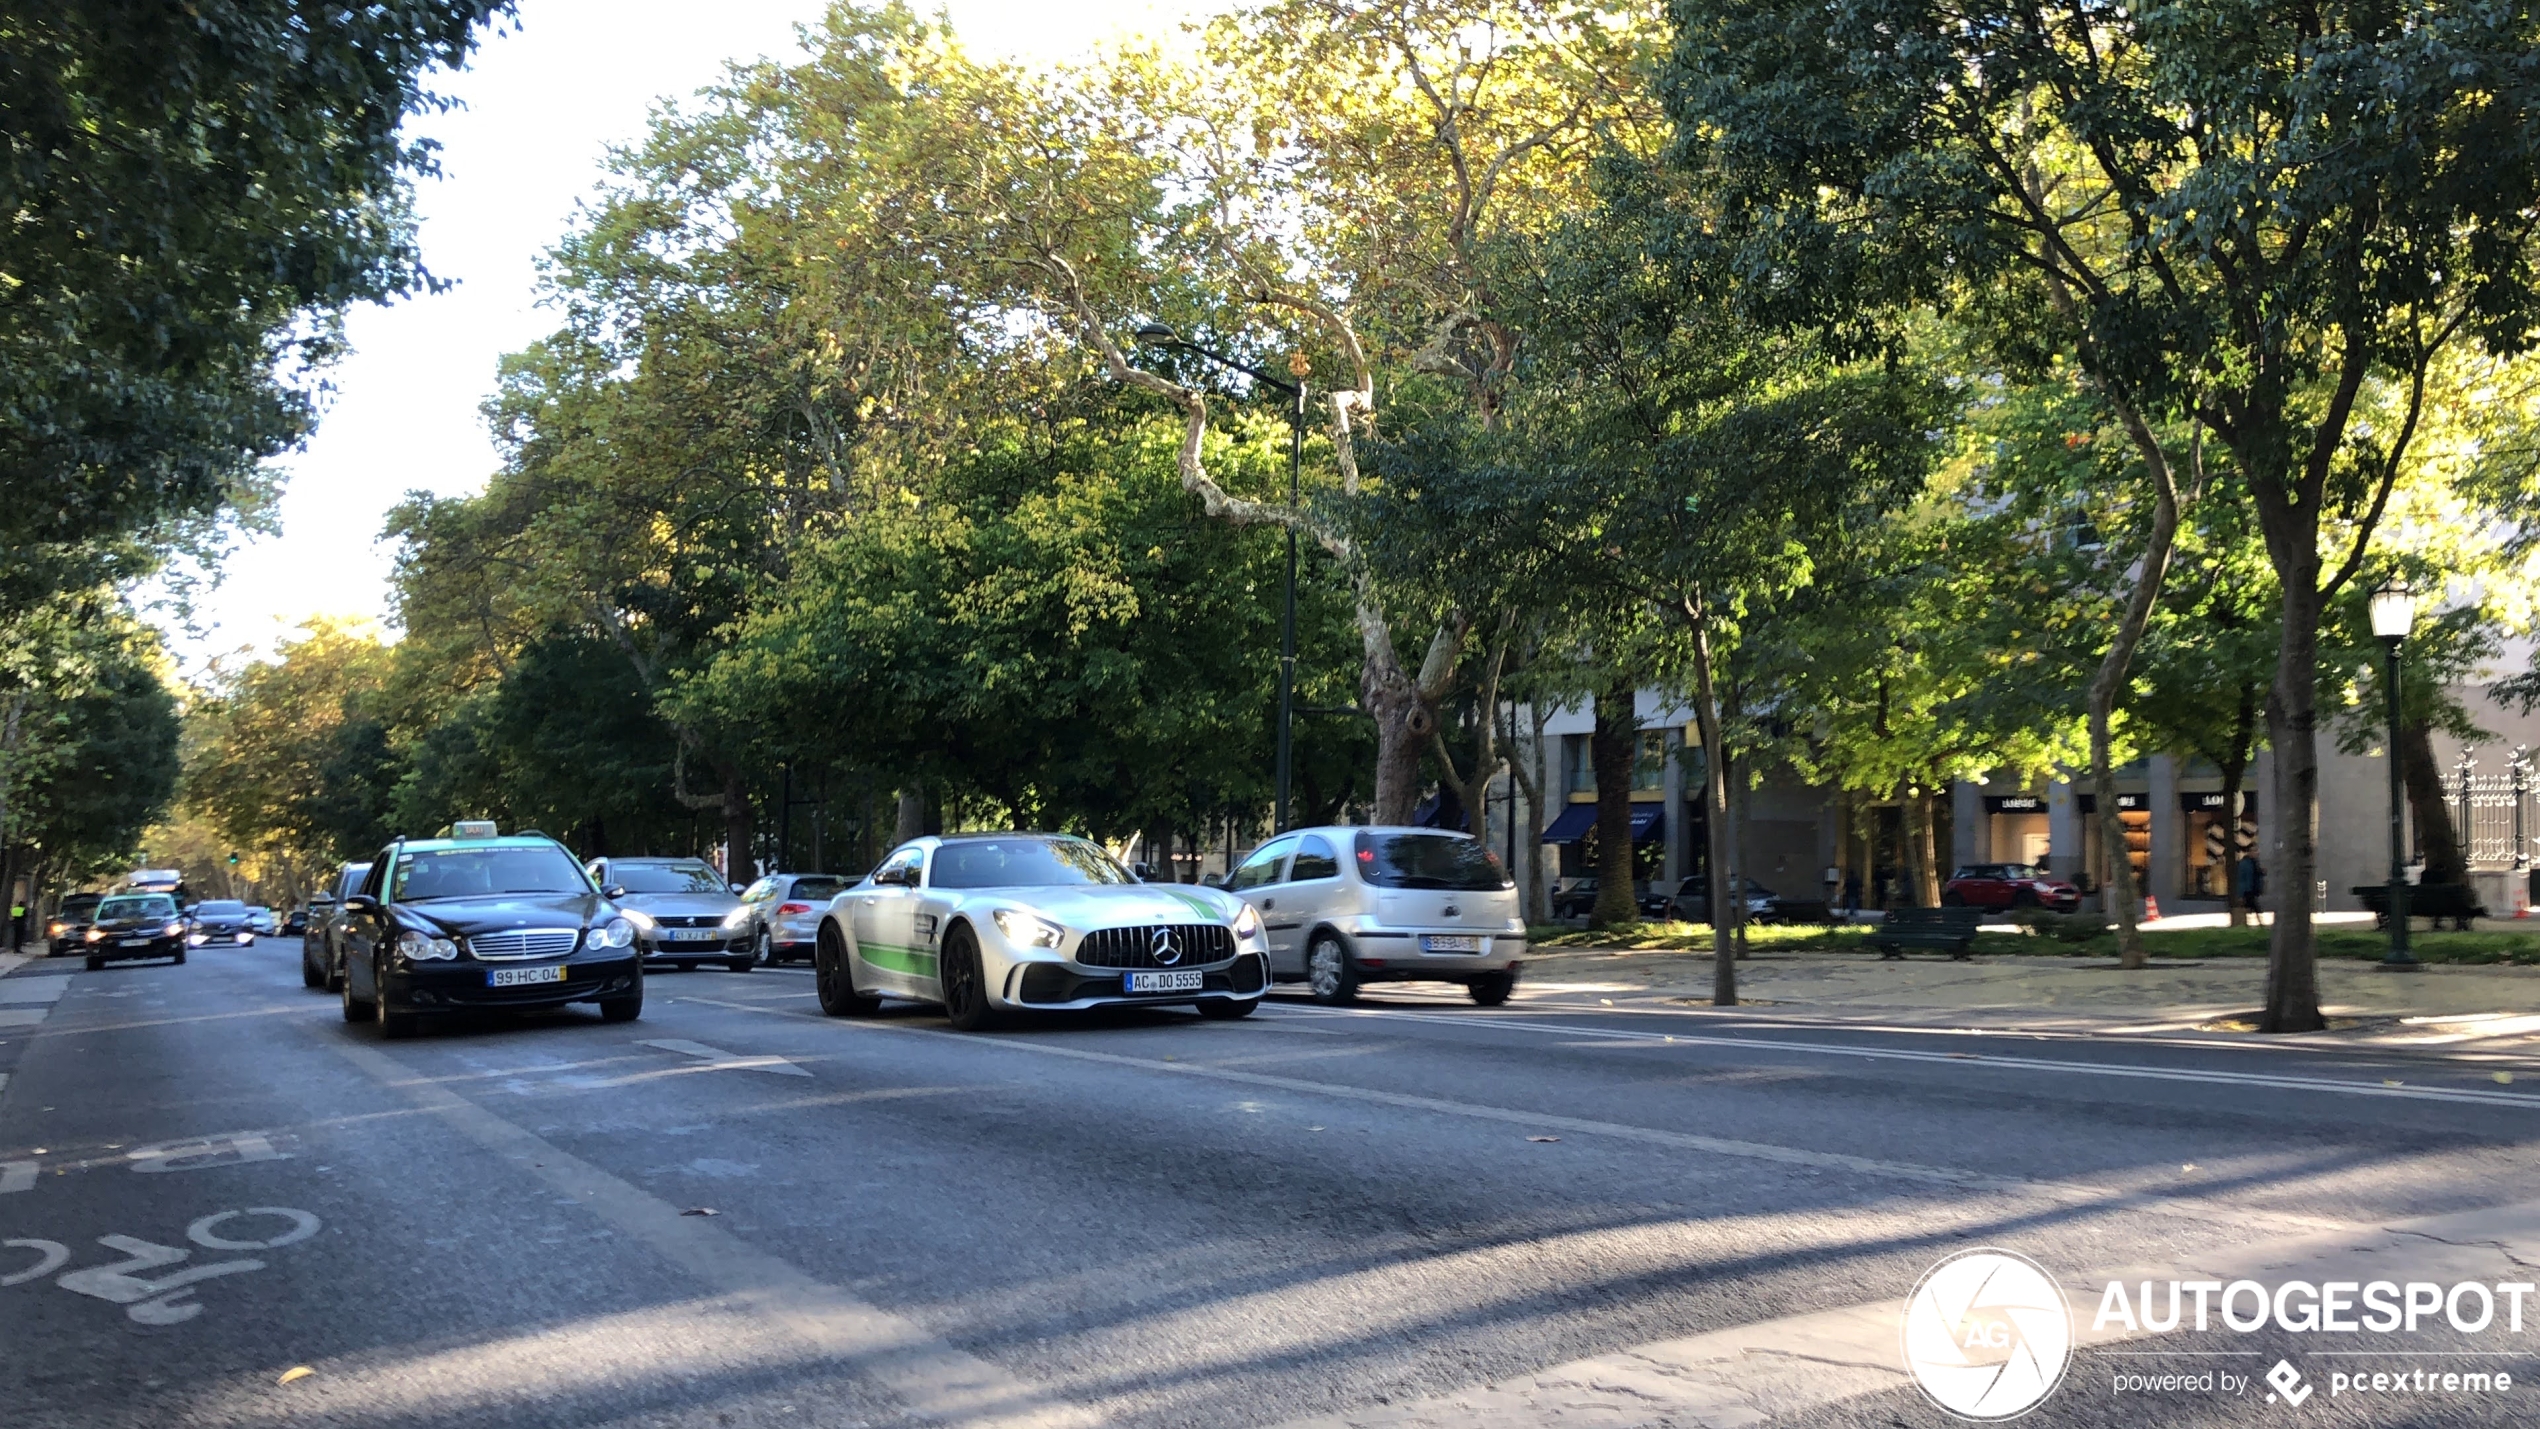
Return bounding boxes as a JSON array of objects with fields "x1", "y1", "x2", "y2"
[
  {"x1": 1136, "y1": 323, "x2": 1308, "y2": 832},
  {"x1": 2370, "y1": 577, "x2": 2419, "y2": 967}
]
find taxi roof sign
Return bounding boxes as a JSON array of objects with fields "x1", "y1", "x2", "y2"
[{"x1": 447, "y1": 820, "x2": 500, "y2": 839}]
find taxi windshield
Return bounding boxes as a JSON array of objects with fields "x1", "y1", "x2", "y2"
[
  {"x1": 928, "y1": 838, "x2": 1131, "y2": 889},
  {"x1": 391, "y1": 845, "x2": 592, "y2": 901}
]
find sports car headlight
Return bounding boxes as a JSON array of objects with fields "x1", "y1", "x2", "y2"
[
  {"x1": 991, "y1": 908, "x2": 1066, "y2": 950},
  {"x1": 1233, "y1": 904, "x2": 1263, "y2": 941},
  {"x1": 396, "y1": 929, "x2": 459, "y2": 962},
  {"x1": 587, "y1": 917, "x2": 636, "y2": 950}
]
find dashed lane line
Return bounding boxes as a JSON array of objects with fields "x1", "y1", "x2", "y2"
[
  {"x1": 637, "y1": 1037, "x2": 813, "y2": 1077},
  {"x1": 668, "y1": 993, "x2": 2357, "y2": 1244},
  {"x1": 326, "y1": 1038, "x2": 1096, "y2": 1428}
]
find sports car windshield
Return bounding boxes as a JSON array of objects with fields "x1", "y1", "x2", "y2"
[
  {"x1": 391, "y1": 846, "x2": 592, "y2": 901},
  {"x1": 929, "y1": 838, "x2": 1131, "y2": 889},
  {"x1": 611, "y1": 862, "x2": 726, "y2": 893},
  {"x1": 1353, "y1": 832, "x2": 1512, "y2": 890}
]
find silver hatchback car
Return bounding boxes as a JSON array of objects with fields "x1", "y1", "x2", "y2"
[{"x1": 1227, "y1": 825, "x2": 1525, "y2": 1005}]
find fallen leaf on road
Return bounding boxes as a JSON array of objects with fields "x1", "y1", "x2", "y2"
[
  {"x1": 2181, "y1": 1163, "x2": 2198, "y2": 1173},
  {"x1": 2384, "y1": 1080, "x2": 2404, "y2": 1087},
  {"x1": 277, "y1": 1367, "x2": 315, "y2": 1386},
  {"x1": 1598, "y1": 999, "x2": 1613, "y2": 1006},
  {"x1": 1528, "y1": 1136, "x2": 1560, "y2": 1143},
  {"x1": 1947, "y1": 1052, "x2": 1975, "y2": 1059},
  {"x1": 2496, "y1": 1072, "x2": 2516, "y2": 1085},
  {"x1": 681, "y1": 1207, "x2": 719, "y2": 1217}
]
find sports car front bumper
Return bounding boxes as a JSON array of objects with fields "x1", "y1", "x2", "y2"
[{"x1": 1003, "y1": 952, "x2": 1268, "y2": 1009}]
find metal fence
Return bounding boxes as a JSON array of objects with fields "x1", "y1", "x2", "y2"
[{"x1": 2438, "y1": 748, "x2": 2534, "y2": 870}]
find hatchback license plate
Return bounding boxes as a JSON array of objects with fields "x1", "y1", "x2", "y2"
[
  {"x1": 1420, "y1": 934, "x2": 1480, "y2": 953},
  {"x1": 1125, "y1": 969, "x2": 1203, "y2": 993},
  {"x1": 668, "y1": 928, "x2": 717, "y2": 942},
  {"x1": 488, "y1": 965, "x2": 567, "y2": 987}
]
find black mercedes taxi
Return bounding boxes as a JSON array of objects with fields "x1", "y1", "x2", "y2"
[
  {"x1": 81, "y1": 892, "x2": 189, "y2": 968},
  {"x1": 337, "y1": 825, "x2": 642, "y2": 1038}
]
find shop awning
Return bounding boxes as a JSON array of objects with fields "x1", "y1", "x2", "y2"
[{"x1": 1540, "y1": 803, "x2": 1665, "y2": 845}]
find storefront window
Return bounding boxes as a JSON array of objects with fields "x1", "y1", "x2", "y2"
[{"x1": 2183, "y1": 792, "x2": 2257, "y2": 898}]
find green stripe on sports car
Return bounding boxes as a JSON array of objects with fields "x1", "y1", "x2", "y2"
[{"x1": 857, "y1": 941, "x2": 939, "y2": 978}]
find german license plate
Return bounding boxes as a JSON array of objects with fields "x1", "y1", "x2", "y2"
[
  {"x1": 488, "y1": 965, "x2": 567, "y2": 987},
  {"x1": 1125, "y1": 969, "x2": 1203, "y2": 993},
  {"x1": 1420, "y1": 934, "x2": 1480, "y2": 953}
]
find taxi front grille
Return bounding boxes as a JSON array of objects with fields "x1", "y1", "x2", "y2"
[
  {"x1": 1074, "y1": 923, "x2": 1236, "y2": 969},
  {"x1": 466, "y1": 929, "x2": 580, "y2": 960}
]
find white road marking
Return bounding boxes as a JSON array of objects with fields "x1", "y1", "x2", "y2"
[
  {"x1": 0, "y1": 1009, "x2": 45, "y2": 1028},
  {"x1": 638, "y1": 1038, "x2": 812, "y2": 1078},
  {"x1": 674, "y1": 993, "x2": 2354, "y2": 1243},
  {"x1": 0, "y1": 1160, "x2": 34, "y2": 1195},
  {"x1": 1274, "y1": 1003, "x2": 2540, "y2": 1109},
  {"x1": 328, "y1": 1039, "x2": 1094, "y2": 1428},
  {"x1": 127, "y1": 1132, "x2": 290, "y2": 1174},
  {"x1": 0, "y1": 975, "x2": 70, "y2": 1004}
]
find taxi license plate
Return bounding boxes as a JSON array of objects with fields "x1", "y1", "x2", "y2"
[
  {"x1": 1125, "y1": 970, "x2": 1203, "y2": 993},
  {"x1": 487, "y1": 966, "x2": 567, "y2": 987},
  {"x1": 120, "y1": 937, "x2": 151, "y2": 947},
  {"x1": 1420, "y1": 934, "x2": 1480, "y2": 953}
]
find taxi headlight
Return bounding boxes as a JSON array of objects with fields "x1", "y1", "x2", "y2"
[
  {"x1": 163, "y1": 921, "x2": 186, "y2": 937},
  {"x1": 619, "y1": 908, "x2": 656, "y2": 931},
  {"x1": 1232, "y1": 904, "x2": 1263, "y2": 941},
  {"x1": 396, "y1": 929, "x2": 459, "y2": 962},
  {"x1": 48, "y1": 921, "x2": 65, "y2": 936},
  {"x1": 84, "y1": 926, "x2": 104, "y2": 943},
  {"x1": 587, "y1": 917, "x2": 636, "y2": 950},
  {"x1": 991, "y1": 908, "x2": 1065, "y2": 950}
]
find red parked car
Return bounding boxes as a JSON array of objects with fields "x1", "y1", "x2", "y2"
[{"x1": 1942, "y1": 864, "x2": 2081, "y2": 912}]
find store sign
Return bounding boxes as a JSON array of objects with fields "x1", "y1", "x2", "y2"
[
  {"x1": 1983, "y1": 795, "x2": 2048, "y2": 814},
  {"x1": 2074, "y1": 793, "x2": 2147, "y2": 813},
  {"x1": 2182, "y1": 791, "x2": 2257, "y2": 813}
]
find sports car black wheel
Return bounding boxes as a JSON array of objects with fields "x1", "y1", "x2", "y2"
[
  {"x1": 1197, "y1": 997, "x2": 1259, "y2": 1020},
  {"x1": 1307, "y1": 932, "x2": 1359, "y2": 1005},
  {"x1": 814, "y1": 924, "x2": 881, "y2": 1017},
  {"x1": 939, "y1": 924, "x2": 996, "y2": 1031}
]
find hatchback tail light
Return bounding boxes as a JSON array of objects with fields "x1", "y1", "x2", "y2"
[{"x1": 777, "y1": 902, "x2": 813, "y2": 915}]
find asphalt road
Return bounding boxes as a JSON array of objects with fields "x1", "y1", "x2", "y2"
[{"x1": 4, "y1": 940, "x2": 2538, "y2": 1428}]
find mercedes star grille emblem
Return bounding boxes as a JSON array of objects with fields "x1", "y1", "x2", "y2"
[{"x1": 1151, "y1": 925, "x2": 1182, "y2": 965}]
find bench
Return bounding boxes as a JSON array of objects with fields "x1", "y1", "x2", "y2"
[
  {"x1": 2352, "y1": 882, "x2": 2488, "y2": 932},
  {"x1": 1870, "y1": 907, "x2": 1988, "y2": 960}
]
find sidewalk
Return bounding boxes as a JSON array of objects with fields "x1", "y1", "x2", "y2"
[{"x1": 1519, "y1": 945, "x2": 2540, "y2": 1052}]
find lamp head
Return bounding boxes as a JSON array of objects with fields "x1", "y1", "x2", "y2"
[
  {"x1": 1133, "y1": 322, "x2": 1177, "y2": 348},
  {"x1": 2369, "y1": 577, "x2": 2417, "y2": 641}
]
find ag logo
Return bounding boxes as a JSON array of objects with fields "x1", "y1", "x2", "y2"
[
  {"x1": 1902, "y1": 1247, "x2": 2072, "y2": 1420},
  {"x1": 1150, "y1": 925, "x2": 1182, "y2": 965}
]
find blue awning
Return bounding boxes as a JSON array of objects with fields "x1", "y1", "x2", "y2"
[{"x1": 1540, "y1": 804, "x2": 1664, "y2": 845}]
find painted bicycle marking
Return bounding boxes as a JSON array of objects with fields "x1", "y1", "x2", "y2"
[
  {"x1": 127, "y1": 1132, "x2": 289, "y2": 1175},
  {"x1": 0, "y1": 1207, "x2": 321, "y2": 1324}
]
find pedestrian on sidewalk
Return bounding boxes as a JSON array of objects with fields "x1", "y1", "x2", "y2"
[{"x1": 2236, "y1": 851, "x2": 2265, "y2": 914}]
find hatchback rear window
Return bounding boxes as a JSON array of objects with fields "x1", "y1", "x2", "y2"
[
  {"x1": 787, "y1": 876, "x2": 848, "y2": 901},
  {"x1": 1352, "y1": 833, "x2": 1512, "y2": 891}
]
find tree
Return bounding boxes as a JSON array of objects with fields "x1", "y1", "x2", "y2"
[
  {"x1": 1668, "y1": 0, "x2": 2540, "y2": 1029},
  {"x1": 0, "y1": 0, "x2": 514, "y2": 584},
  {"x1": 184, "y1": 619, "x2": 397, "y2": 890}
]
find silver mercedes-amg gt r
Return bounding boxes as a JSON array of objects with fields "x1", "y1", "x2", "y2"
[{"x1": 810, "y1": 832, "x2": 1269, "y2": 1029}]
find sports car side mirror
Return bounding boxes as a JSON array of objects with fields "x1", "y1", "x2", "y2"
[{"x1": 602, "y1": 884, "x2": 627, "y2": 900}]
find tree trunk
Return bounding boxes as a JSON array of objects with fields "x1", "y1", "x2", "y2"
[
  {"x1": 1688, "y1": 600, "x2": 1736, "y2": 1005},
  {"x1": 894, "y1": 787, "x2": 926, "y2": 845},
  {"x1": 2220, "y1": 684, "x2": 2256, "y2": 928},
  {"x1": 1505, "y1": 700, "x2": 1552, "y2": 925},
  {"x1": 720, "y1": 764, "x2": 754, "y2": 884},
  {"x1": 1589, "y1": 679, "x2": 1639, "y2": 928},
  {"x1": 2259, "y1": 564, "x2": 2326, "y2": 1033},
  {"x1": 2397, "y1": 720, "x2": 2464, "y2": 885}
]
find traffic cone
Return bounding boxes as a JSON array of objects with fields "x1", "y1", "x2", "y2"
[{"x1": 2142, "y1": 895, "x2": 2162, "y2": 922}]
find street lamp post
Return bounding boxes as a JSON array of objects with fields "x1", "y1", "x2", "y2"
[
  {"x1": 1136, "y1": 323, "x2": 1306, "y2": 833},
  {"x1": 2371, "y1": 577, "x2": 2418, "y2": 968}
]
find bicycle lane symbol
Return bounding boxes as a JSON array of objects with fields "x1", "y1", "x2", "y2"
[{"x1": 2, "y1": 1207, "x2": 320, "y2": 1325}]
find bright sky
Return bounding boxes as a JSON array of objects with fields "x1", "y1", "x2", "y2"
[{"x1": 166, "y1": 0, "x2": 1206, "y2": 676}]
